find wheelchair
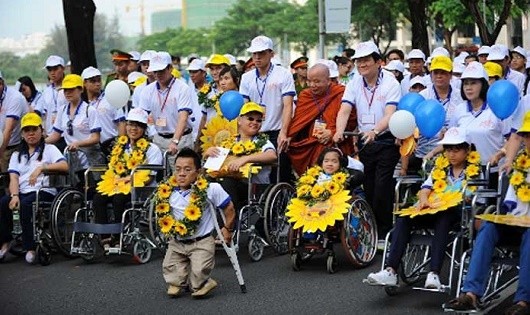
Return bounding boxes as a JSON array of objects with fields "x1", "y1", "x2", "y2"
[
  {"x1": 448, "y1": 172, "x2": 521, "y2": 313},
  {"x1": 69, "y1": 163, "x2": 165, "y2": 264},
  {"x1": 374, "y1": 162, "x2": 490, "y2": 296}
]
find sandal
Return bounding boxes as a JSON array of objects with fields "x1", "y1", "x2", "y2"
[
  {"x1": 443, "y1": 294, "x2": 479, "y2": 312},
  {"x1": 505, "y1": 303, "x2": 530, "y2": 315}
]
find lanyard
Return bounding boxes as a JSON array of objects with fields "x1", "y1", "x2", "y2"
[
  {"x1": 50, "y1": 83, "x2": 59, "y2": 112},
  {"x1": 90, "y1": 91, "x2": 104, "y2": 109},
  {"x1": 466, "y1": 100, "x2": 487, "y2": 118},
  {"x1": 255, "y1": 64, "x2": 274, "y2": 105},
  {"x1": 361, "y1": 71, "x2": 381, "y2": 108},
  {"x1": 312, "y1": 86, "x2": 331, "y2": 116},
  {"x1": 433, "y1": 85, "x2": 452, "y2": 107},
  {"x1": 157, "y1": 77, "x2": 175, "y2": 113},
  {"x1": 67, "y1": 100, "x2": 83, "y2": 121},
  {"x1": 0, "y1": 85, "x2": 6, "y2": 111}
]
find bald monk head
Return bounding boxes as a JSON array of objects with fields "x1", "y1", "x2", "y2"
[{"x1": 307, "y1": 63, "x2": 331, "y2": 96}]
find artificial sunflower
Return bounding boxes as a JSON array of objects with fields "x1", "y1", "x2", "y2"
[
  {"x1": 299, "y1": 175, "x2": 316, "y2": 185},
  {"x1": 157, "y1": 183, "x2": 172, "y2": 199},
  {"x1": 196, "y1": 177, "x2": 208, "y2": 190},
  {"x1": 297, "y1": 184, "x2": 312, "y2": 197},
  {"x1": 184, "y1": 205, "x2": 202, "y2": 221},
  {"x1": 466, "y1": 164, "x2": 480, "y2": 177},
  {"x1": 117, "y1": 135, "x2": 128, "y2": 145},
  {"x1": 325, "y1": 181, "x2": 341, "y2": 195},
  {"x1": 307, "y1": 166, "x2": 322, "y2": 178},
  {"x1": 174, "y1": 221, "x2": 188, "y2": 236},
  {"x1": 516, "y1": 154, "x2": 530, "y2": 169},
  {"x1": 200, "y1": 116, "x2": 237, "y2": 152},
  {"x1": 332, "y1": 172, "x2": 347, "y2": 184},
  {"x1": 433, "y1": 180, "x2": 447, "y2": 193},
  {"x1": 432, "y1": 169, "x2": 446, "y2": 181},
  {"x1": 467, "y1": 151, "x2": 481, "y2": 164},
  {"x1": 510, "y1": 171, "x2": 525, "y2": 186},
  {"x1": 517, "y1": 185, "x2": 530, "y2": 202},
  {"x1": 155, "y1": 202, "x2": 170, "y2": 215},
  {"x1": 434, "y1": 155, "x2": 450, "y2": 169},
  {"x1": 476, "y1": 213, "x2": 530, "y2": 228},
  {"x1": 158, "y1": 215, "x2": 175, "y2": 234},
  {"x1": 310, "y1": 185, "x2": 325, "y2": 198},
  {"x1": 395, "y1": 190, "x2": 462, "y2": 218}
]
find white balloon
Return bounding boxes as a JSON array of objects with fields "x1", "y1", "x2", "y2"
[
  {"x1": 389, "y1": 110, "x2": 416, "y2": 139},
  {"x1": 105, "y1": 80, "x2": 130, "y2": 109}
]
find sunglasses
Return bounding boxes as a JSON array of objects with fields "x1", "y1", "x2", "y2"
[
  {"x1": 67, "y1": 119, "x2": 73, "y2": 136},
  {"x1": 246, "y1": 116, "x2": 263, "y2": 123}
]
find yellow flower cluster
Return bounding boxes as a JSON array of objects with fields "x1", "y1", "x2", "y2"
[
  {"x1": 220, "y1": 134, "x2": 266, "y2": 157},
  {"x1": 155, "y1": 175, "x2": 210, "y2": 238},
  {"x1": 430, "y1": 151, "x2": 481, "y2": 194},
  {"x1": 96, "y1": 136, "x2": 150, "y2": 196},
  {"x1": 510, "y1": 150, "x2": 530, "y2": 202}
]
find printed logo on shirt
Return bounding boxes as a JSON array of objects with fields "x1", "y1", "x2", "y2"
[{"x1": 479, "y1": 119, "x2": 495, "y2": 129}]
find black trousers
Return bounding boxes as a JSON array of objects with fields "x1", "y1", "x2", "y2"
[
  {"x1": 92, "y1": 192, "x2": 130, "y2": 224},
  {"x1": 263, "y1": 130, "x2": 293, "y2": 184},
  {"x1": 359, "y1": 142, "x2": 400, "y2": 236}
]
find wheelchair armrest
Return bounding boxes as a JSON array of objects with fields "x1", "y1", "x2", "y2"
[
  {"x1": 133, "y1": 164, "x2": 165, "y2": 172},
  {"x1": 250, "y1": 162, "x2": 277, "y2": 168},
  {"x1": 396, "y1": 175, "x2": 423, "y2": 185},
  {"x1": 466, "y1": 179, "x2": 489, "y2": 187},
  {"x1": 86, "y1": 165, "x2": 109, "y2": 173},
  {"x1": 473, "y1": 188, "x2": 498, "y2": 198},
  {"x1": 42, "y1": 170, "x2": 69, "y2": 176}
]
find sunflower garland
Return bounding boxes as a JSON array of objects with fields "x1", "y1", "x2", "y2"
[
  {"x1": 199, "y1": 115, "x2": 237, "y2": 152},
  {"x1": 509, "y1": 150, "x2": 530, "y2": 202},
  {"x1": 395, "y1": 150, "x2": 481, "y2": 217},
  {"x1": 220, "y1": 133, "x2": 269, "y2": 156},
  {"x1": 197, "y1": 83, "x2": 217, "y2": 109},
  {"x1": 154, "y1": 175, "x2": 210, "y2": 238},
  {"x1": 286, "y1": 166, "x2": 351, "y2": 232},
  {"x1": 96, "y1": 135, "x2": 151, "y2": 196}
]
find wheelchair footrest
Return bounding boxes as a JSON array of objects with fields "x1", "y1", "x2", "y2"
[
  {"x1": 73, "y1": 222, "x2": 124, "y2": 234},
  {"x1": 412, "y1": 285, "x2": 450, "y2": 293}
]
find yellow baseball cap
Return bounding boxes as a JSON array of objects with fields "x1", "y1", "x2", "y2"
[
  {"x1": 60, "y1": 74, "x2": 83, "y2": 89},
  {"x1": 171, "y1": 68, "x2": 182, "y2": 79},
  {"x1": 239, "y1": 102, "x2": 265, "y2": 116},
  {"x1": 21, "y1": 113, "x2": 42, "y2": 129},
  {"x1": 206, "y1": 54, "x2": 230, "y2": 67},
  {"x1": 517, "y1": 112, "x2": 530, "y2": 134},
  {"x1": 131, "y1": 76, "x2": 147, "y2": 87},
  {"x1": 430, "y1": 56, "x2": 452, "y2": 72},
  {"x1": 483, "y1": 61, "x2": 503, "y2": 78}
]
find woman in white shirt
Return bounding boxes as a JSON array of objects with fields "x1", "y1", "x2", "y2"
[{"x1": 0, "y1": 113, "x2": 68, "y2": 264}]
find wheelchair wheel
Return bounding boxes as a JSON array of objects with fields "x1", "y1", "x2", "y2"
[
  {"x1": 132, "y1": 238, "x2": 152, "y2": 264},
  {"x1": 398, "y1": 243, "x2": 430, "y2": 285},
  {"x1": 290, "y1": 253, "x2": 301, "y2": 271},
  {"x1": 341, "y1": 198, "x2": 378, "y2": 268},
  {"x1": 79, "y1": 235, "x2": 102, "y2": 262},
  {"x1": 248, "y1": 235, "x2": 265, "y2": 262},
  {"x1": 51, "y1": 188, "x2": 84, "y2": 258},
  {"x1": 326, "y1": 254, "x2": 338, "y2": 274},
  {"x1": 147, "y1": 197, "x2": 168, "y2": 254},
  {"x1": 263, "y1": 183, "x2": 295, "y2": 255},
  {"x1": 36, "y1": 243, "x2": 52, "y2": 266}
]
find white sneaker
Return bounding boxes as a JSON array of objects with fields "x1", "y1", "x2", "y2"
[
  {"x1": 25, "y1": 251, "x2": 35, "y2": 264},
  {"x1": 376, "y1": 239, "x2": 386, "y2": 251},
  {"x1": 424, "y1": 272, "x2": 442, "y2": 289},
  {"x1": 366, "y1": 269, "x2": 398, "y2": 286}
]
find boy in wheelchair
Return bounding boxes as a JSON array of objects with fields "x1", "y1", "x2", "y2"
[
  {"x1": 443, "y1": 118, "x2": 530, "y2": 315},
  {"x1": 162, "y1": 148, "x2": 235, "y2": 298},
  {"x1": 366, "y1": 127, "x2": 481, "y2": 290}
]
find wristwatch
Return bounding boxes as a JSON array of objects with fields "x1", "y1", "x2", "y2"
[
  {"x1": 372, "y1": 129, "x2": 380, "y2": 136},
  {"x1": 171, "y1": 139, "x2": 179, "y2": 145},
  {"x1": 10, "y1": 193, "x2": 18, "y2": 198}
]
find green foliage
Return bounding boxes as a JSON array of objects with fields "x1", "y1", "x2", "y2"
[{"x1": 137, "y1": 28, "x2": 214, "y2": 57}]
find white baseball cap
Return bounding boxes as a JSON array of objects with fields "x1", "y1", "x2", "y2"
[
  {"x1": 139, "y1": 50, "x2": 156, "y2": 62},
  {"x1": 511, "y1": 46, "x2": 527, "y2": 59},
  {"x1": 438, "y1": 127, "x2": 468, "y2": 145},
  {"x1": 461, "y1": 61, "x2": 488, "y2": 81},
  {"x1": 487, "y1": 44, "x2": 509, "y2": 61},
  {"x1": 0, "y1": 70, "x2": 3, "y2": 79},
  {"x1": 385, "y1": 60, "x2": 405, "y2": 73},
  {"x1": 224, "y1": 54, "x2": 237, "y2": 66},
  {"x1": 187, "y1": 59, "x2": 206, "y2": 71},
  {"x1": 458, "y1": 51, "x2": 470, "y2": 59},
  {"x1": 44, "y1": 55, "x2": 65, "y2": 68},
  {"x1": 352, "y1": 41, "x2": 380, "y2": 59},
  {"x1": 409, "y1": 76, "x2": 427, "y2": 89},
  {"x1": 247, "y1": 35, "x2": 273, "y2": 53},
  {"x1": 127, "y1": 71, "x2": 146, "y2": 84},
  {"x1": 129, "y1": 51, "x2": 141, "y2": 61},
  {"x1": 315, "y1": 59, "x2": 339, "y2": 78},
  {"x1": 147, "y1": 51, "x2": 172, "y2": 72},
  {"x1": 453, "y1": 62, "x2": 466, "y2": 74},
  {"x1": 81, "y1": 66, "x2": 101, "y2": 80},
  {"x1": 126, "y1": 108, "x2": 149, "y2": 125},
  {"x1": 407, "y1": 49, "x2": 426, "y2": 61},
  {"x1": 477, "y1": 45, "x2": 491, "y2": 56},
  {"x1": 431, "y1": 47, "x2": 450, "y2": 58}
]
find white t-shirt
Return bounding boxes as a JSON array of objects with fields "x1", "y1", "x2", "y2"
[
  {"x1": 169, "y1": 182, "x2": 231, "y2": 240},
  {"x1": 131, "y1": 81, "x2": 147, "y2": 108},
  {"x1": 341, "y1": 69, "x2": 401, "y2": 132},
  {"x1": 8, "y1": 144, "x2": 66, "y2": 194},
  {"x1": 89, "y1": 94, "x2": 125, "y2": 143},
  {"x1": 505, "y1": 68, "x2": 526, "y2": 96},
  {"x1": 510, "y1": 94, "x2": 530, "y2": 132},
  {"x1": 0, "y1": 86, "x2": 28, "y2": 146},
  {"x1": 503, "y1": 180, "x2": 530, "y2": 217},
  {"x1": 450, "y1": 102, "x2": 511, "y2": 165},
  {"x1": 139, "y1": 78, "x2": 193, "y2": 135},
  {"x1": 29, "y1": 91, "x2": 45, "y2": 114},
  {"x1": 35, "y1": 84, "x2": 68, "y2": 134},
  {"x1": 52, "y1": 101, "x2": 102, "y2": 169},
  {"x1": 240, "y1": 64, "x2": 296, "y2": 132},
  {"x1": 400, "y1": 73, "x2": 427, "y2": 95},
  {"x1": 419, "y1": 83, "x2": 463, "y2": 125}
]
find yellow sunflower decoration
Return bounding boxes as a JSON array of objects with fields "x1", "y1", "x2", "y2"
[
  {"x1": 395, "y1": 150, "x2": 481, "y2": 217},
  {"x1": 200, "y1": 116, "x2": 237, "y2": 152},
  {"x1": 153, "y1": 174, "x2": 210, "y2": 238},
  {"x1": 96, "y1": 136, "x2": 151, "y2": 196},
  {"x1": 476, "y1": 213, "x2": 530, "y2": 228},
  {"x1": 286, "y1": 166, "x2": 351, "y2": 232}
]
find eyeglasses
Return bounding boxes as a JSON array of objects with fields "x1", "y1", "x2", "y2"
[
  {"x1": 246, "y1": 117, "x2": 263, "y2": 123},
  {"x1": 67, "y1": 119, "x2": 73, "y2": 136}
]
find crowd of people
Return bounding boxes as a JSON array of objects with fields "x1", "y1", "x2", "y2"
[{"x1": 0, "y1": 34, "x2": 529, "y2": 310}]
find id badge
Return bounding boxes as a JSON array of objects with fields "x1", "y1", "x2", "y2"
[
  {"x1": 51, "y1": 112, "x2": 57, "y2": 125},
  {"x1": 156, "y1": 117, "x2": 167, "y2": 127},
  {"x1": 361, "y1": 114, "x2": 375, "y2": 125},
  {"x1": 312, "y1": 120, "x2": 327, "y2": 137},
  {"x1": 147, "y1": 114, "x2": 154, "y2": 125}
]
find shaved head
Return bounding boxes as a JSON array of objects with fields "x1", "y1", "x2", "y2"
[
  {"x1": 309, "y1": 64, "x2": 330, "y2": 78},
  {"x1": 307, "y1": 64, "x2": 331, "y2": 95}
]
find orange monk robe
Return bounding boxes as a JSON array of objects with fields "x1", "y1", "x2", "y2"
[{"x1": 287, "y1": 83, "x2": 357, "y2": 176}]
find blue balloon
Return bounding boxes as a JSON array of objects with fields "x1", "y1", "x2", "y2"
[
  {"x1": 219, "y1": 91, "x2": 245, "y2": 120},
  {"x1": 398, "y1": 92, "x2": 425, "y2": 114},
  {"x1": 414, "y1": 99, "x2": 446, "y2": 138},
  {"x1": 487, "y1": 80, "x2": 519, "y2": 120}
]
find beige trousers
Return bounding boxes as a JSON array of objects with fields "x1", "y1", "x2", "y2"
[
  {"x1": 162, "y1": 236, "x2": 215, "y2": 291},
  {"x1": 153, "y1": 133, "x2": 193, "y2": 172}
]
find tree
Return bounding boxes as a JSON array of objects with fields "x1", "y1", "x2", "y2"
[
  {"x1": 62, "y1": 0, "x2": 97, "y2": 74},
  {"x1": 138, "y1": 28, "x2": 214, "y2": 57},
  {"x1": 137, "y1": 29, "x2": 179, "y2": 53},
  {"x1": 94, "y1": 14, "x2": 125, "y2": 72},
  {"x1": 404, "y1": 0, "x2": 430, "y2": 55},
  {"x1": 430, "y1": 0, "x2": 475, "y2": 55}
]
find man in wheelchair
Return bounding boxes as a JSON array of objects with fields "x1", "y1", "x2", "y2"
[
  {"x1": 444, "y1": 118, "x2": 530, "y2": 315},
  {"x1": 366, "y1": 127, "x2": 481, "y2": 290}
]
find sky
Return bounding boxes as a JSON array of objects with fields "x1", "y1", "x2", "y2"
[{"x1": 0, "y1": 0, "x2": 181, "y2": 38}]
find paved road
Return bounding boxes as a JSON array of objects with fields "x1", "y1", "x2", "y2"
[{"x1": 1, "y1": 242, "x2": 487, "y2": 315}]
